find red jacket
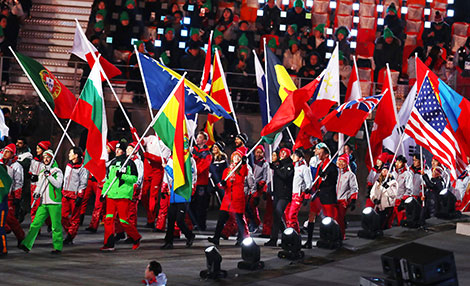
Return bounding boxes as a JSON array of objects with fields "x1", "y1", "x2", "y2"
[
  {"x1": 220, "y1": 164, "x2": 248, "y2": 214},
  {"x1": 143, "y1": 152, "x2": 164, "y2": 178},
  {"x1": 192, "y1": 145, "x2": 212, "y2": 186}
]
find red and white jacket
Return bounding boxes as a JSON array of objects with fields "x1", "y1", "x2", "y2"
[
  {"x1": 336, "y1": 167, "x2": 358, "y2": 202},
  {"x1": 392, "y1": 166, "x2": 409, "y2": 200},
  {"x1": 2, "y1": 155, "x2": 24, "y2": 199},
  {"x1": 62, "y1": 161, "x2": 89, "y2": 199}
]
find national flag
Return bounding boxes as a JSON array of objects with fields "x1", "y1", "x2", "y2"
[
  {"x1": 137, "y1": 53, "x2": 232, "y2": 120},
  {"x1": 0, "y1": 109, "x2": 9, "y2": 141},
  {"x1": 0, "y1": 163, "x2": 12, "y2": 202},
  {"x1": 12, "y1": 51, "x2": 76, "y2": 119},
  {"x1": 345, "y1": 57, "x2": 362, "y2": 102},
  {"x1": 321, "y1": 94, "x2": 383, "y2": 137},
  {"x1": 70, "y1": 61, "x2": 108, "y2": 181},
  {"x1": 383, "y1": 82, "x2": 418, "y2": 162},
  {"x1": 254, "y1": 52, "x2": 268, "y2": 127},
  {"x1": 153, "y1": 77, "x2": 192, "y2": 200},
  {"x1": 416, "y1": 58, "x2": 470, "y2": 158},
  {"x1": 71, "y1": 21, "x2": 121, "y2": 80},
  {"x1": 404, "y1": 76, "x2": 466, "y2": 182},
  {"x1": 366, "y1": 68, "x2": 397, "y2": 169},
  {"x1": 204, "y1": 51, "x2": 237, "y2": 146},
  {"x1": 200, "y1": 30, "x2": 212, "y2": 93}
]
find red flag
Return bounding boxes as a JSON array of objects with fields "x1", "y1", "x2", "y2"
[
  {"x1": 367, "y1": 70, "x2": 397, "y2": 170},
  {"x1": 200, "y1": 31, "x2": 212, "y2": 92},
  {"x1": 345, "y1": 59, "x2": 361, "y2": 102}
]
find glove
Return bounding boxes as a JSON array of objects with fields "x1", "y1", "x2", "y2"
[
  {"x1": 318, "y1": 170, "x2": 326, "y2": 180},
  {"x1": 116, "y1": 169, "x2": 125, "y2": 179},
  {"x1": 253, "y1": 197, "x2": 260, "y2": 206},
  {"x1": 44, "y1": 170, "x2": 51, "y2": 177},
  {"x1": 31, "y1": 174, "x2": 38, "y2": 182},
  {"x1": 100, "y1": 195, "x2": 106, "y2": 202},
  {"x1": 382, "y1": 182, "x2": 389, "y2": 189},
  {"x1": 33, "y1": 193, "x2": 41, "y2": 200},
  {"x1": 262, "y1": 192, "x2": 267, "y2": 200},
  {"x1": 220, "y1": 180, "x2": 226, "y2": 187},
  {"x1": 305, "y1": 188, "x2": 313, "y2": 195},
  {"x1": 75, "y1": 197, "x2": 83, "y2": 207},
  {"x1": 374, "y1": 199, "x2": 380, "y2": 205},
  {"x1": 302, "y1": 198, "x2": 310, "y2": 206},
  {"x1": 349, "y1": 199, "x2": 356, "y2": 211},
  {"x1": 161, "y1": 191, "x2": 167, "y2": 199},
  {"x1": 241, "y1": 156, "x2": 247, "y2": 165}
]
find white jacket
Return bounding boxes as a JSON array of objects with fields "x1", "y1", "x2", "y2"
[
  {"x1": 244, "y1": 165, "x2": 256, "y2": 195},
  {"x1": 404, "y1": 168, "x2": 423, "y2": 197},
  {"x1": 34, "y1": 165, "x2": 63, "y2": 205},
  {"x1": 336, "y1": 168, "x2": 358, "y2": 201},
  {"x1": 292, "y1": 160, "x2": 312, "y2": 195},
  {"x1": 63, "y1": 163, "x2": 89, "y2": 195},
  {"x1": 7, "y1": 161, "x2": 24, "y2": 193},
  {"x1": 132, "y1": 155, "x2": 144, "y2": 188},
  {"x1": 392, "y1": 167, "x2": 410, "y2": 200},
  {"x1": 370, "y1": 179, "x2": 398, "y2": 211}
]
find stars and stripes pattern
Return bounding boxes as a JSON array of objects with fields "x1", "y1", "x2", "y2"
[
  {"x1": 404, "y1": 76, "x2": 466, "y2": 181},
  {"x1": 335, "y1": 94, "x2": 382, "y2": 118}
]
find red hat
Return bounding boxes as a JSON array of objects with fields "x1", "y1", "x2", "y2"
[
  {"x1": 107, "y1": 140, "x2": 119, "y2": 152},
  {"x1": 231, "y1": 150, "x2": 244, "y2": 161},
  {"x1": 280, "y1": 148, "x2": 291, "y2": 157},
  {"x1": 377, "y1": 152, "x2": 390, "y2": 163},
  {"x1": 38, "y1": 141, "x2": 51, "y2": 151},
  {"x1": 130, "y1": 141, "x2": 138, "y2": 148},
  {"x1": 255, "y1": 145, "x2": 265, "y2": 153},
  {"x1": 338, "y1": 153, "x2": 350, "y2": 165},
  {"x1": 4, "y1": 143, "x2": 16, "y2": 154}
]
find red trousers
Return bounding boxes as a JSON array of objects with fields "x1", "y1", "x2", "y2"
[
  {"x1": 286, "y1": 193, "x2": 303, "y2": 233},
  {"x1": 80, "y1": 179, "x2": 100, "y2": 216},
  {"x1": 246, "y1": 195, "x2": 261, "y2": 227},
  {"x1": 261, "y1": 194, "x2": 273, "y2": 235},
  {"x1": 365, "y1": 198, "x2": 375, "y2": 208},
  {"x1": 156, "y1": 193, "x2": 170, "y2": 230},
  {"x1": 222, "y1": 213, "x2": 249, "y2": 237},
  {"x1": 322, "y1": 203, "x2": 337, "y2": 220},
  {"x1": 141, "y1": 171, "x2": 164, "y2": 224},
  {"x1": 88, "y1": 185, "x2": 105, "y2": 230},
  {"x1": 61, "y1": 197, "x2": 81, "y2": 238},
  {"x1": 128, "y1": 186, "x2": 141, "y2": 228},
  {"x1": 30, "y1": 184, "x2": 40, "y2": 221},
  {"x1": 104, "y1": 198, "x2": 141, "y2": 246},
  {"x1": 336, "y1": 200, "x2": 348, "y2": 239},
  {"x1": 391, "y1": 199, "x2": 406, "y2": 226},
  {"x1": 6, "y1": 199, "x2": 24, "y2": 242}
]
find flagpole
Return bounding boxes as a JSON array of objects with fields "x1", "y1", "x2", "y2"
[
  {"x1": 262, "y1": 39, "x2": 275, "y2": 195},
  {"x1": 223, "y1": 138, "x2": 263, "y2": 181},
  {"x1": 9, "y1": 46, "x2": 75, "y2": 146},
  {"x1": 386, "y1": 63, "x2": 406, "y2": 156},
  {"x1": 419, "y1": 145, "x2": 425, "y2": 205}
]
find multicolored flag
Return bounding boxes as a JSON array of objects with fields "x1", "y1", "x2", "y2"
[
  {"x1": 153, "y1": 76, "x2": 192, "y2": 200},
  {"x1": 200, "y1": 30, "x2": 212, "y2": 93},
  {"x1": 70, "y1": 60, "x2": 108, "y2": 181},
  {"x1": 0, "y1": 163, "x2": 12, "y2": 202},
  {"x1": 0, "y1": 109, "x2": 9, "y2": 141},
  {"x1": 12, "y1": 51, "x2": 76, "y2": 119}
]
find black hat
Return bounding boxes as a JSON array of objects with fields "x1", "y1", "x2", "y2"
[
  {"x1": 236, "y1": 133, "x2": 248, "y2": 145},
  {"x1": 214, "y1": 141, "x2": 225, "y2": 152},
  {"x1": 116, "y1": 140, "x2": 128, "y2": 152}
]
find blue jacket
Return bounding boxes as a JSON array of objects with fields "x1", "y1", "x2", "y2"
[{"x1": 164, "y1": 165, "x2": 191, "y2": 204}]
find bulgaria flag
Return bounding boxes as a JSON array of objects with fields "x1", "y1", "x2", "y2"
[
  {"x1": 71, "y1": 21, "x2": 121, "y2": 80},
  {"x1": 12, "y1": 50, "x2": 76, "y2": 119},
  {"x1": 71, "y1": 60, "x2": 108, "y2": 181},
  {"x1": 153, "y1": 76, "x2": 192, "y2": 200}
]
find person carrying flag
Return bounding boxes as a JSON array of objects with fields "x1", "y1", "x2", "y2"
[{"x1": 335, "y1": 153, "x2": 358, "y2": 239}]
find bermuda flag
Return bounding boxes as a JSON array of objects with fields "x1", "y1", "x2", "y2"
[
  {"x1": 12, "y1": 50, "x2": 76, "y2": 119},
  {"x1": 71, "y1": 21, "x2": 121, "y2": 80},
  {"x1": 71, "y1": 60, "x2": 108, "y2": 181},
  {"x1": 321, "y1": 94, "x2": 383, "y2": 137}
]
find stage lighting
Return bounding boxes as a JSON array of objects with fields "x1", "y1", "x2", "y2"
[
  {"x1": 401, "y1": 7, "x2": 408, "y2": 14},
  {"x1": 329, "y1": 1, "x2": 336, "y2": 9},
  {"x1": 352, "y1": 3, "x2": 359, "y2": 11},
  {"x1": 376, "y1": 4, "x2": 383, "y2": 13},
  {"x1": 400, "y1": 197, "x2": 422, "y2": 228},
  {"x1": 317, "y1": 217, "x2": 342, "y2": 249},
  {"x1": 358, "y1": 207, "x2": 383, "y2": 239},
  {"x1": 278, "y1": 228, "x2": 304, "y2": 260},
  {"x1": 238, "y1": 237, "x2": 264, "y2": 270},
  {"x1": 424, "y1": 8, "x2": 431, "y2": 16},
  {"x1": 377, "y1": 18, "x2": 384, "y2": 26},
  {"x1": 436, "y1": 189, "x2": 461, "y2": 220},
  {"x1": 424, "y1": 21, "x2": 431, "y2": 29},
  {"x1": 353, "y1": 16, "x2": 359, "y2": 24},
  {"x1": 257, "y1": 10, "x2": 263, "y2": 17},
  {"x1": 350, "y1": 41, "x2": 357, "y2": 49},
  {"x1": 200, "y1": 246, "x2": 227, "y2": 279},
  {"x1": 280, "y1": 11, "x2": 287, "y2": 18},
  {"x1": 447, "y1": 9, "x2": 454, "y2": 17}
]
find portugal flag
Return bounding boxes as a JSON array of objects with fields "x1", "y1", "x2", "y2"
[
  {"x1": 153, "y1": 76, "x2": 192, "y2": 200},
  {"x1": 12, "y1": 50, "x2": 76, "y2": 119},
  {"x1": 71, "y1": 60, "x2": 108, "y2": 181}
]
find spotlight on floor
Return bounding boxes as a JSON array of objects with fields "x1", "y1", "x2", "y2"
[
  {"x1": 200, "y1": 246, "x2": 227, "y2": 279},
  {"x1": 317, "y1": 217, "x2": 342, "y2": 249},
  {"x1": 278, "y1": 227, "x2": 304, "y2": 260},
  {"x1": 400, "y1": 197, "x2": 422, "y2": 228},
  {"x1": 237, "y1": 237, "x2": 264, "y2": 270},
  {"x1": 436, "y1": 189, "x2": 461, "y2": 219},
  {"x1": 358, "y1": 207, "x2": 383, "y2": 239}
]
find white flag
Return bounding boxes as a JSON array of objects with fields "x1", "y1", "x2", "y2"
[{"x1": 0, "y1": 108, "x2": 9, "y2": 140}]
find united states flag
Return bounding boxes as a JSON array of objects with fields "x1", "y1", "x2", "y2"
[{"x1": 404, "y1": 76, "x2": 466, "y2": 181}]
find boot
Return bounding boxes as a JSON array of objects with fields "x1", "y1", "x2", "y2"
[
  {"x1": 79, "y1": 214, "x2": 85, "y2": 226},
  {"x1": 302, "y1": 222, "x2": 314, "y2": 249},
  {"x1": 160, "y1": 242, "x2": 173, "y2": 250},
  {"x1": 63, "y1": 234, "x2": 74, "y2": 245},
  {"x1": 115, "y1": 232, "x2": 125, "y2": 242},
  {"x1": 264, "y1": 239, "x2": 277, "y2": 247},
  {"x1": 207, "y1": 236, "x2": 219, "y2": 245}
]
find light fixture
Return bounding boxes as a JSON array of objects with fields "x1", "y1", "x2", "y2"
[
  {"x1": 447, "y1": 9, "x2": 454, "y2": 17},
  {"x1": 424, "y1": 21, "x2": 431, "y2": 29},
  {"x1": 326, "y1": 28, "x2": 333, "y2": 35},
  {"x1": 306, "y1": 0, "x2": 313, "y2": 7},
  {"x1": 377, "y1": 4, "x2": 383, "y2": 13},
  {"x1": 352, "y1": 3, "x2": 359, "y2": 11},
  {"x1": 154, "y1": 40, "x2": 161, "y2": 47},
  {"x1": 278, "y1": 228, "x2": 304, "y2": 260},
  {"x1": 426, "y1": 0, "x2": 433, "y2": 3},
  {"x1": 400, "y1": 197, "x2": 422, "y2": 228},
  {"x1": 181, "y1": 29, "x2": 188, "y2": 37},
  {"x1": 401, "y1": 7, "x2": 408, "y2": 14},
  {"x1": 436, "y1": 189, "x2": 461, "y2": 219},
  {"x1": 358, "y1": 207, "x2": 383, "y2": 239},
  {"x1": 228, "y1": 45, "x2": 235, "y2": 52},
  {"x1": 258, "y1": 0, "x2": 264, "y2": 3},
  {"x1": 157, "y1": 28, "x2": 164, "y2": 35},
  {"x1": 200, "y1": 246, "x2": 227, "y2": 279},
  {"x1": 350, "y1": 41, "x2": 357, "y2": 49},
  {"x1": 327, "y1": 39, "x2": 334, "y2": 47},
  {"x1": 424, "y1": 8, "x2": 430, "y2": 16},
  {"x1": 377, "y1": 18, "x2": 384, "y2": 26},
  {"x1": 257, "y1": 9, "x2": 264, "y2": 16},
  {"x1": 329, "y1": 1, "x2": 337, "y2": 9},
  {"x1": 351, "y1": 29, "x2": 358, "y2": 37},
  {"x1": 280, "y1": 11, "x2": 287, "y2": 18},
  {"x1": 353, "y1": 16, "x2": 360, "y2": 24},
  {"x1": 279, "y1": 24, "x2": 286, "y2": 32},
  {"x1": 282, "y1": 0, "x2": 289, "y2": 5},
  {"x1": 178, "y1": 42, "x2": 186, "y2": 49},
  {"x1": 448, "y1": 0, "x2": 454, "y2": 4},
  {"x1": 317, "y1": 217, "x2": 342, "y2": 249},
  {"x1": 325, "y1": 52, "x2": 332, "y2": 59},
  {"x1": 238, "y1": 237, "x2": 264, "y2": 270}
]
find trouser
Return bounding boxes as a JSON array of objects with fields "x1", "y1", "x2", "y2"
[
  {"x1": 88, "y1": 187, "x2": 105, "y2": 230},
  {"x1": 0, "y1": 200, "x2": 7, "y2": 254},
  {"x1": 336, "y1": 200, "x2": 348, "y2": 240},
  {"x1": 141, "y1": 172, "x2": 163, "y2": 224},
  {"x1": 156, "y1": 193, "x2": 170, "y2": 230},
  {"x1": 30, "y1": 184, "x2": 40, "y2": 221},
  {"x1": 104, "y1": 198, "x2": 141, "y2": 247},
  {"x1": 80, "y1": 179, "x2": 99, "y2": 216},
  {"x1": 261, "y1": 193, "x2": 273, "y2": 236},
  {"x1": 164, "y1": 203, "x2": 193, "y2": 243},
  {"x1": 270, "y1": 198, "x2": 289, "y2": 241},
  {"x1": 128, "y1": 186, "x2": 141, "y2": 228},
  {"x1": 245, "y1": 195, "x2": 261, "y2": 229},
  {"x1": 286, "y1": 193, "x2": 303, "y2": 233},
  {"x1": 420, "y1": 191, "x2": 438, "y2": 225},
  {"x1": 6, "y1": 198, "x2": 25, "y2": 242},
  {"x1": 221, "y1": 212, "x2": 249, "y2": 238},
  {"x1": 61, "y1": 196, "x2": 81, "y2": 238},
  {"x1": 391, "y1": 198, "x2": 406, "y2": 226},
  {"x1": 214, "y1": 210, "x2": 248, "y2": 243},
  {"x1": 322, "y1": 203, "x2": 338, "y2": 221},
  {"x1": 22, "y1": 204, "x2": 63, "y2": 251},
  {"x1": 191, "y1": 185, "x2": 210, "y2": 230},
  {"x1": 365, "y1": 198, "x2": 375, "y2": 208},
  {"x1": 379, "y1": 207, "x2": 394, "y2": 230}
]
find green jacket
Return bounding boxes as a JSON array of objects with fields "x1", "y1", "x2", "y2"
[{"x1": 103, "y1": 156, "x2": 137, "y2": 200}]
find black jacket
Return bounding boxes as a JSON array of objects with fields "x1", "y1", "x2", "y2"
[
  {"x1": 271, "y1": 158, "x2": 294, "y2": 201},
  {"x1": 423, "y1": 174, "x2": 444, "y2": 194},
  {"x1": 318, "y1": 161, "x2": 339, "y2": 205}
]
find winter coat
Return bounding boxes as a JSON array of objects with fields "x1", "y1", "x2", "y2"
[
  {"x1": 292, "y1": 160, "x2": 312, "y2": 195},
  {"x1": 392, "y1": 167, "x2": 410, "y2": 199},
  {"x1": 103, "y1": 156, "x2": 138, "y2": 200},
  {"x1": 271, "y1": 157, "x2": 294, "y2": 201},
  {"x1": 367, "y1": 167, "x2": 380, "y2": 188},
  {"x1": 210, "y1": 154, "x2": 228, "y2": 185},
  {"x1": 62, "y1": 162, "x2": 89, "y2": 199},
  {"x1": 131, "y1": 155, "x2": 144, "y2": 189},
  {"x1": 336, "y1": 168, "x2": 358, "y2": 201},
  {"x1": 316, "y1": 159, "x2": 339, "y2": 205},
  {"x1": 370, "y1": 178, "x2": 398, "y2": 211},
  {"x1": 142, "y1": 135, "x2": 171, "y2": 178},
  {"x1": 29, "y1": 157, "x2": 44, "y2": 186},
  {"x1": 423, "y1": 174, "x2": 444, "y2": 194},
  {"x1": 5, "y1": 160, "x2": 23, "y2": 195},
  {"x1": 283, "y1": 49, "x2": 303, "y2": 73},
  {"x1": 34, "y1": 162, "x2": 63, "y2": 205},
  {"x1": 405, "y1": 166, "x2": 423, "y2": 197},
  {"x1": 192, "y1": 145, "x2": 212, "y2": 186},
  {"x1": 142, "y1": 272, "x2": 167, "y2": 286},
  {"x1": 286, "y1": 8, "x2": 309, "y2": 30},
  {"x1": 244, "y1": 165, "x2": 256, "y2": 196},
  {"x1": 220, "y1": 163, "x2": 248, "y2": 213},
  {"x1": 253, "y1": 158, "x2": 268, "y2": 189},
  {"x1": 373, "y1": 36, "x2": 402, "y2": 72}
]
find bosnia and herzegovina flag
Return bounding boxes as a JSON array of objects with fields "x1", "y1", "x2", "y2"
[
  {"x1": 0, "y1": 164, "x2": 12, "y2": 203},
  {"x1": 153, "y1": 76, "x2": 192, "y2": 200},
  {"x1": 137, "y1": 52, "x2": 232, "y2": 120},
  {"x1": 12, "y1": 50, "x2": 76, "y2": 119},
  {"x1": 71, "y1": 60, "x2": 108, "y2": 182},
  {"x1": 416, "y1": 58, "x2": 470, "y2": 162}
]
